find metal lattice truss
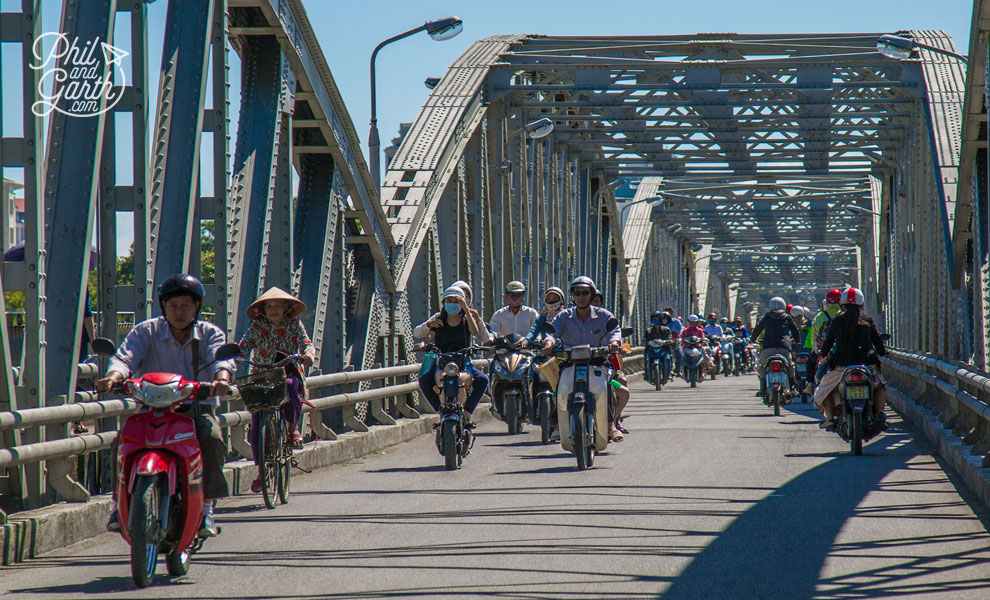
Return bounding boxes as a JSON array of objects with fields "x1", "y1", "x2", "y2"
[{"x1": 382, "y1": 30, "x2": 964, "y2": 323}]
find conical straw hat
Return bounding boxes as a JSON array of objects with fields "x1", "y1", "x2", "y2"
[{"x1": 246, "y1": 287, "x2": 307, "y2": 320}]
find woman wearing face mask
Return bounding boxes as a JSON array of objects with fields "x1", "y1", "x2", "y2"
[
  {"x1": 413, "y1": 286, "x2": 491, "y2": 422},
  {"x1": 525, "y1": 287, "x2": 566, "y2": 345}
]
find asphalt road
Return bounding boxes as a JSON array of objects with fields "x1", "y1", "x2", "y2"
[{"x1": 3, "y1": 374, "x2": 990, "y2": 599}]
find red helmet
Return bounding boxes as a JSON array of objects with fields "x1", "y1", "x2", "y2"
[
  {"x1": 785, "y1": 304, "x2": 794, "y2": 313},
  {"x1": 707, "y1": 312, "x2": 717, "y2": 320},
  {"x1": 826, "y1": 289, "x2": 842, "y2": 303},
  {"x1": 840, "y1": 287, "x2": 864, "y2": 306}
]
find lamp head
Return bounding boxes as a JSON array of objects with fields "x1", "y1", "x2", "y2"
[
  {"x1": 525, "y1": 117, "x2": 554, "y2": 139},
  {"x1": 424, "y1": 77, "x2": 441, "y2": 90},
  {"x1": 877, "y1": 34, "x2": 915, "y2": 60},
  {"x1": 425, "y1": 16, "x2": 463, "y2": 41}
]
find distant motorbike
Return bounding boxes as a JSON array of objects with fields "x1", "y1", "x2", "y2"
[
  {"x1": 763, "y1": 353, "x2": 792, "y2": 416},
  {"x1": 707, "y1": 338, "x2": 721, "y2": 381},
  {"x1": 528, "y1": 355, "x2": 556, "y2": 444},
  {"x1": 682, "y1": 336, "x2": 705, "y2": 388},
  {"x1": 718, "y1": 336, "x2": 734, "y2": 377},
  {"x1": 489, "y1": 334, "x2": 534, "y2": 435},
  {"x1": 732, "y1": 332, "x2": 749, "y2": 376},
  {"x1": 645, "y1": 338, "x2": 675, "y2": 391},
  {"x1": 792, "y1": 346, "x2": 811, "y2": 403}
]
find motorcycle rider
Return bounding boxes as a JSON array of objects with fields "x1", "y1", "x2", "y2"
[
  {"x1": 541, "y1": 276, "x2": 624, "y2": 442},
  {"x1": 414, "y1": 285, "x2": 491, "y2": 423},
  {"x1": 645, "y1": 311, "x2": 676, "y2": 383},
  {"x1": 750, "y1": 297, "x2": 801, "y2": 399},
  {"x1": 526, "y1": 286, "x2": 566, "y2": 344},
  {"x1": 731, "y1": 316, "x2": 750, "y2": 338},
  {"x1": 665, "y1": 307, "x2": 684, "y2": 374},
  {"x1": 680, "y1": 314, "x2": 711, "y2": 377},
  {"x1": 489, "y1": 280, "x2": 539, "y2": 340},
  {"x1": 813, "y1": 287, "x2": 888, "y2": 431},
  {"x1": 97, "y1": 274, "x2": 235, "y2": 537},
  {"x1": 803, "y1": 289, "x2": 843, "y2": 394},
  {"x1": 703, "y1": 313, "x2": 724, "y2": 338}
]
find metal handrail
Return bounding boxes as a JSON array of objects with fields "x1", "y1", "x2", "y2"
[
  {"x1": 882, "y1": 350, "x2": 990, "y2": 467},
  {"x1": 0, "y1": 350, "x2": 644, "y2": 475}
]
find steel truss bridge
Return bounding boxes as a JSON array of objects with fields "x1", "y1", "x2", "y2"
[{"x1": 0, "y1": 0, "x2": 988, "y2": 513}]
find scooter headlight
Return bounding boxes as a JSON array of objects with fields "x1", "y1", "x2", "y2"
[
  {"x1": 443, "y1": 362, "x2": 459, "y2": 377},
  {"x1": 494, "y1": 361, "x2": 509, "y2": 377}
]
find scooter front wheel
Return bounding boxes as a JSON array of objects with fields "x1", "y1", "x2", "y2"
[
  {"x1": 129, "y1": 474, "x2": 163, "y2": 588},
  {"x1": 166, "y1": 549, "x2": 191, "y2": 576},
  {"x1": 539, "y1": 394, "x2": 552, "y2": 445},
  {"x1": 442, "y1": 420, "x2": 460, "y2": 470}
]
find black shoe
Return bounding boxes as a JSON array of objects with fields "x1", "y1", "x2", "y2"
[
  {"x1": 106, "y1": 511, "x2": 121, "y2": 533},
  {"x1": 200, "y1": 513, "x2": 219, "y2": 537}
]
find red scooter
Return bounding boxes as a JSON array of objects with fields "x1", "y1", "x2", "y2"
[{"x1": 93, "y1": 339, "x2": 239, "y2": 587}]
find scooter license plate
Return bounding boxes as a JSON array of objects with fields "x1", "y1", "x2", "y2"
[
  {"x1": 767, "y1": 371, "x2": 788, "y2": 386},
  {"x1": 846, "y1": 385, "x2": 870, "y2": 400}
]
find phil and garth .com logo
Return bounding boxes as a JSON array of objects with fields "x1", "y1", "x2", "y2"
[{"x1": 29, "y1": 32, "x2": 129, "y2": 118}]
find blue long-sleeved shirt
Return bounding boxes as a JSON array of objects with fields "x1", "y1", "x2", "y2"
[{"x1": 545, "y1": 306, "x2": 621, "y2": 348}]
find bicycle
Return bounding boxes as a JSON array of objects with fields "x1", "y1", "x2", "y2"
[{"x1": 236, "y1": 353, "x2": 303, "y2": 509}]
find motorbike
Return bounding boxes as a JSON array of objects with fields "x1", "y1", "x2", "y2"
[
  {"x1": 792, "y1": 346, "x2": 811, "y2": 403},
  {"x1": 707, "y1": 338, "x2": 721, "y2": 380},
  {"x1": 719, "y1": 336, "x2": 734, "y2": 377},
  {"x1": 682, "y1": 336, "x2": 705, "y2": 388},
  {"x1": 732, "y1": 333, "x2": 749, "y2": 376},
  {"x1": 528, "y1": 355, "x2": 556, "y2": 444},
  {"x1": 90, "y1": 337, "x2": 239, "y2": 588},
  {"x1": 489, "y1": 333, "x2": 534, "y2": 435},
  {"x1": 763, "y1": 353, "x2": 792, "y2": 416},
  {"x1": 422, "y1": 344, "x2": 486, "y2": 470},
  {"x1": 541, "y1": 319, "x2": 617, "y2": 470},
  {"x1": 645, "y1": 338, "x2": 674, "y2": 391},
  {"x1": 834, "y1": 365, "x2": 882, "y2": 455}
]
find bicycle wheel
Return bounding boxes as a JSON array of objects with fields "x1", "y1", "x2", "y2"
[
  {"x1": 260, "y1": 413, "x2": 279, "y2": 509},
  {"x1": 277, "y1": 421, "x2": 291, "y2": 505}
]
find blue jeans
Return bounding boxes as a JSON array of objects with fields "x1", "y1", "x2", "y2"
[{"x1": 418, "y1": 362, "x2": 488, "y2": 414}]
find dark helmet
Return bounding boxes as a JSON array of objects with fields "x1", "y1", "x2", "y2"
[
  {"x1": 651, "y1": 310, "x2": 663, "y2": 322},
  {"x1": 158, "y1": 273, "x2": 205, "y2": 308}
]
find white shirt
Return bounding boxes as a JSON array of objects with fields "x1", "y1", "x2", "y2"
[
  {"x1": 488, "y1": 305, "x2": 539, "y2": 338},
  {"x1": 704, "y1": 324, "x2": 724, "y2": 338}
]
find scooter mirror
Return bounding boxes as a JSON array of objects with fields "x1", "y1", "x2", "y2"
[
  {"x1": 214, "y1": 343, "x2": 241, "y2": 361},
  {"x1": 605, "y1": 317, "x2": 619, "y2": 331},
  {"x1": 620, "y1": 327, "x2": 634, "y2": 338},
  {"x1": 90, "y1": 337, "x2": 116, "y2": 357},
  {"x1": 540, "y1": 321, "x2": 556, "y2": 334}
]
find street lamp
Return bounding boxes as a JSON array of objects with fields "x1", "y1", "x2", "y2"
[
  {"x1": 368, "y1": 16, "x2": 464, "y2": 192},
  {"x1": 424, "y1": 77, "x2": 441, "y2": 90},
  {"x1": 617, "y1": 194, "x2": 662, "y2": 224},
  {"x1": 666, "y1": 223, "x2": 682, "y2": 234},
  {"x1": 710, "y1": 252, "x2": 723, "y2": 261},
  {"x1": 509, "y1": 117, "x2": 554, "y2": 140},
  {"x1": 877, "y1": 33, "x2": 967, "y2": 62}
]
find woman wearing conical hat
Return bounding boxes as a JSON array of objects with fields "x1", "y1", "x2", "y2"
[{"x1": 238, "y1": 287, "x2": 316, "y2": 494}]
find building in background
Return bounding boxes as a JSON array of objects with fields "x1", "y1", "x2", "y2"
[{"x1": 2, "y1": 178, "x2": 24, "y2": 248}]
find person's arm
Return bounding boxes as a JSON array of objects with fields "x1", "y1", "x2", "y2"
[
  {"x1": 870, "y1": 322, "x2": 887, "y2": 357},
  {"x1": 488, "y1": 310, "x2": 500, "y2": 338},
  {"x1": 292, "y1": 319, "x2": 317, "y2": 367},
  {"x1": 413, "y1": 312, "x2": 441, "y2": 340},
  {"x1": 237, "y1": 322, "x2": 258, "y2": 353},
  {"x1": 819, "y1": 318, "x2": 838, "y2": 357},
  {"x1": 750, "y1": 317, "x2": 765, "y2": 341},
  {"x1": 603, "y1": 312, "x2": 621, "y2": 350},
  {"x1": 787, "y1": 317, "x2": 800, "y2": 340},
  {"x1": 525, "y1": 315, "x2": 544, "y2": 344},
  {"x1": 205, "y1": 326, "x2": 234, "y2": 386}
]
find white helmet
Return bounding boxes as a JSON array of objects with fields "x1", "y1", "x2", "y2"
[
  {"x1": 768, "y1": 297, "x2": 786, "y2": 312},
  {"x1": 686, "y1": 314, "x2": 700, "y2": 324},
  {"x1": 803, "y1": 306, "x2": 813, "y2": 319},
  {"x1": 789, "y1": 305, "x2": 804, "y2": 318},
  {"x1": 840, "y1": 287, "x2": 864, "y2": 306}
]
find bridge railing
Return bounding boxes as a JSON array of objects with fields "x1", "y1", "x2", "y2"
[
  {"x1": 0, "y1": 350, "x2": 643, "y2": 518},
  {"x1": 882, "y1": 350, "x2": 990, "y2": 467}
]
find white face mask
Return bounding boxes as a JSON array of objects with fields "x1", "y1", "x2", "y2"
[{"x1": 544, "y1": 300, "x2": 562, "y2": 315}]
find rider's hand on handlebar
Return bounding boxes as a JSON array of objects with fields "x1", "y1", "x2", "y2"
[
  {"x1": 210, "y1": 377, "x2": 232, "y2": 397},
  {"x1": 302, "y1": 353, "x2": 315, "y2": 368},
  {"x1": 608, "y1": 341, "x2": 621, "y2": 354},
  {"x1": 96, "y1": 371, "x2": 124, "y2": 392},
  {"x1": 542, "y1": 339, "x2": 555, "y2": 357}
]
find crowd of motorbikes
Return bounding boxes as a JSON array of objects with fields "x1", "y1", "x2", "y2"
[{"x1": 645, "y1": 328, "x2": 758, "y2": 390}]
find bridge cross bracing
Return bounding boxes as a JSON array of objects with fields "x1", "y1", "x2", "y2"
[{"x1": 0, "y1": 0, "x2": 981, "y2": 516}]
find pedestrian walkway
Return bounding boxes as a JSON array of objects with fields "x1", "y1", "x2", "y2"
[{"x1": 2, "y1": 375, "x2": 989, "y2": 599}]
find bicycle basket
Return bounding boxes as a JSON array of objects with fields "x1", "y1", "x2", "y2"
[{"x1": 237, "y1": 368, "x2": 287, "y2": 413}]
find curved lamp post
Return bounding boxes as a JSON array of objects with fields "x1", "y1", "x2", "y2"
[
  {"x1": 369, "y1": 16, "x2": 464, "y2": 192},
  {"x1": 844, "y1": 204, "x2": 881, "y2": 217},
  {"x1": 877, "y1": 33, "x2": 967, "y2": 62},
  {"x1": 510, "y1": 117, "x2": 554, "y2": 140}
]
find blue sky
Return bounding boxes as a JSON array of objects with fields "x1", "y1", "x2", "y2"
[{"x1": 8, "y1": 0, "x2": 977, "y2": 255}]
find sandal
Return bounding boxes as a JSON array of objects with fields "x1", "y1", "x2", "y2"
[
  {"x1": 609, "y1": 429, "x2": 624, "y2": 442},
  {"x1": 290, "y1": 432, "x2": 304, "y2": 448},
  {"x1": 616, "y1": 423, "x2": 629, "y2": 434},
  {"x1": 250, "y1": 478, "x2": 262, "y2": 493},
  {"x1": 818, "y1": 419, "x2": 835, "y2": 430}
]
